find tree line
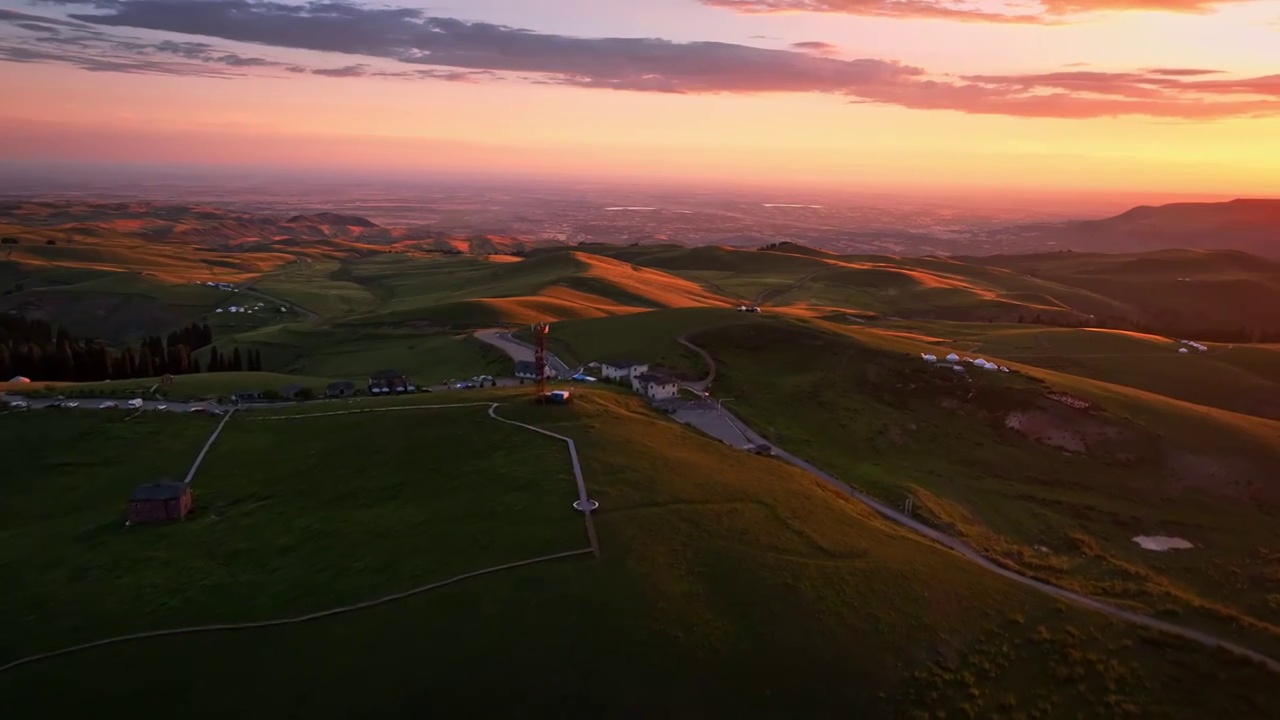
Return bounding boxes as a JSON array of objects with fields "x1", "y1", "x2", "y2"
[{"x1": 0, "y1": 315, "x2": 265, "y2": 382}]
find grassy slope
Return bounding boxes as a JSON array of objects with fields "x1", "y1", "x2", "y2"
[
  {"x1": 0, "y1": 404, "x2": 582, "y2": 662},
  {"x1": 526, "y1": 306, "x2": 750, "y2": 377},
  {"x1": 2, "y1": 391, "x2": 1277, "y2": 717},
  {"x1": 972, "y1": 250, "x2": 1280, "y2": 330},
  {"x1": 690, "y1": 320, "x2": 1280, "y2": 656},
  {"x1": 872, "y1": 321, "x2": 1280, "y2": 419},
  {"x1": 11, "y1": 371, "x2": 337, "y2": 400}
]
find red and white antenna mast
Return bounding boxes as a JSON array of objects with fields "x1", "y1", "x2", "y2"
[{"x1": 532, "y1": 322, "x2": 550, "y2": 398}]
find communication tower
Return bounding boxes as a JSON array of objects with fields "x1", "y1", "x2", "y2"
[{"x1": 532, "y1": 322, "x2": 550, "y2": 398}]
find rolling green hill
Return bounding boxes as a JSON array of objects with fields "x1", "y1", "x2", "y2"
[{"x1": 2, "y1": 392, "x2": 1278, "y2": 717}]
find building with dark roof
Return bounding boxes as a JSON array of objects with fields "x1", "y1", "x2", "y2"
[
  {"x1": 368, "y1": 369, "x2": 411, "y2": 394},
  {"x1": 631, "y1": 371, "x2": 681, "y2": 401},
  {"x1": 128, "y1": 482, "x2": 192, "y2": 524},
  {"x1": 515, "y1": 360, "x2": 555, "y2": 380}
]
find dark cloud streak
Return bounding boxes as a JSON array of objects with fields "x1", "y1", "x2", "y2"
[{"x1": 8, "y1": 0, "x2": 1280, "y2": 120}]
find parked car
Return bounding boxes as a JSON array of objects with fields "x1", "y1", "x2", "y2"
[
  {"x1": 127, "y1": 398, "x2": 144, "y2": 409},
  {"x1": 155, "y1": 404, "x2": 168, "y2": 411},
  {"x1": 99, "y1": 401, "x2": 119, "y2": 409},
  {"x1": 7, "y1": 400, "x2": 29, "y2": 409},
  {"x1": 63, "y1": 401, "x2": 80, "y2": 408},
  {"x1": 189, "y1": 406, "x2": 208, "y2": 413}
]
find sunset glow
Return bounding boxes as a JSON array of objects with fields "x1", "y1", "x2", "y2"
[{"x1": 2, "y1": 0, "x2": 1278, "y2": 199}]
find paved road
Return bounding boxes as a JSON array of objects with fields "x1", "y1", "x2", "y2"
[
  {"x1": 476, "y1": 328, "x2": 575, "y2": 378},
  {"x1": 237, "y1": 279, "x2": 319, "y2": 321},
  {"x1": 670, "y1": 338, "x2": 1280, "y2": 672}
]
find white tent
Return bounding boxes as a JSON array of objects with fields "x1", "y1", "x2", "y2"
[
  {"x1": 973, "y1": 359, "x2": 989, "y2": 368},
  {"x1": 8, "y1": 375, "x2": 30, "y2": 383},
  {"x1": 983, "y1": 363, "x2": 999, "y2": 371},
  {"x1": 945, "y1": 353, "x2": 960, "y2": 363},
  {"x1": 1178, "y1": 348, "x2": 1189, "y2": 354},
  {"x1": 921, "y1": 353, "x2": 938, "y2": 363},
  {"x1": 962, "y1": 357, "x2": 973, "y2": 363},
  {"x1": 999, "y1": 366, "x2": 1010, "y2": 373}
]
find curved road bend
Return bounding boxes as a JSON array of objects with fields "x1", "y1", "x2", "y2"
[
  {"x1": 475, "y1": 328, "x2": 573, "y2": 378},
  {"x1": 477, "y1": 329, "x2": 1280, "y2": 673}
]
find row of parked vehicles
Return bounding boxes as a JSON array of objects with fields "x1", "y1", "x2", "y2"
[{"x1": 7, "y1": 397, "x2": 223, "y2": 415}]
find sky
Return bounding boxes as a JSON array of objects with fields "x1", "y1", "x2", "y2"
[{"x1": 0, "y1": 0, "x2": 1278, "y2": 203}]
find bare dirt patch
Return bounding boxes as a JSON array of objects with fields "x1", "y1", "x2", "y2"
[{"x1": 1133, "y1": 536, "x2": 1194, "y2": 551}]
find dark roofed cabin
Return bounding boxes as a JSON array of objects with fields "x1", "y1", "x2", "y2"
[
  {"x1": 368, "y1": 369, "x2": 411, "y2": 394},
  {"x1": 128, "y1": 482, "x2": 192, "y2": 524}
]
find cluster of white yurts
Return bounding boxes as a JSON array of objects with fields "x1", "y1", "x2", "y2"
[{"x1": 921, "y1": 352, "x2": 1010, "y2": 373}]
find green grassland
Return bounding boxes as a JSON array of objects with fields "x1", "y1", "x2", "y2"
[
  {"x1": 19, "y1": 371, "x2": 338, "y2": 400},
  {"x1": 525, "y1": 306, "x2": 752, "y2": 377},
  {"x1": 863, "y1": 321, "x2": 1280, "y2": 419},
  {"x1": 689, "y1": 320, "x2": 1280, "y2": 656},
  {"x1": 0, "y1": 403, "x2": 583, "y2": 663},
  {"x1": 2, "y1": 391, "x2": 1279, "y2": 717},
  {"x1": 200, "y1": 324, "x2": 509, "y2": 384}
]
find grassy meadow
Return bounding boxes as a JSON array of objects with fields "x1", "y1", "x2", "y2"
[
  {"x1": 0, "y1": 402, "x2": 584, "y2": 663},
  {"x1": 689, "y1": 320, "x2": 1280, "y2": 656},
  {"x1": 1, "y1": 391, "x2": 1278, "y2": 717}
]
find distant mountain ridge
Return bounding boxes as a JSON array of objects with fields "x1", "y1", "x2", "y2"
[{"x1": 989, "y1": 198, "x2": 1279, "y2": 257}]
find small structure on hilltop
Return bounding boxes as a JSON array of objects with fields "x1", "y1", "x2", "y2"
[
  {"x1": 945, "y1": 353, "x2": 960, "y2": 363},
  {"x1": 8, "y1": 375, "x2": 30, "y2": 384},
  {"x1": 1178, "y1": 347, "x2": 1189, "y2": 354},
  {"x1": 515, "y1": 360, "x2": 556, "y2": 380},
  {"x1": 128, "y1": 482, "x2": 192, "y2": 524},
  {"x1": 326, "y1": 380, "x2": 356, "y2": 397},
  {"x1": 920, "y1": 353, "x2": 938, "y2": 363},
  {"x1": 633, "y1": 371, "x2": 681, "y2": 401},
  {"x1": 368, "y1": 369, "x2": 411, "y2": 395},
  {"x1": 600, "y1": 359, "x2": 649, "y2": 381}
]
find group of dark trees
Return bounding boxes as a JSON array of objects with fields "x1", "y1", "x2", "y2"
[
  {"x1": 206, "y1": 346, "x2": 264, "y2": 373},
  {"x1": 0, "y1": 316, "x2": 265, "y2": 382},
  {"x1": 1013, "y1": 312, "x2": 1280, "y2": 344}
]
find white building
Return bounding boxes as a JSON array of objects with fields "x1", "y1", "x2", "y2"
[
  {"x1": 601, "y1": 359, "x2": 649, "y2": 381},
  {"x1": 632, "y1": 372, "x2": 681, "y2": 401},
  {"x1": 945, "y1": 353, "x2": 960, "y2": 363}
]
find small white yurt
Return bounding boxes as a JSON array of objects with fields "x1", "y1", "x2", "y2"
[
  {"x1": 945, "y1": 353, "x2": 960, "y2": 362},
  {"x1": 1178, "y1": 348, "x2": 1189, "y2": 354},
  {"x1": 9, "y1": 376, "x2": 31, "y2": 383},
  {"x1": 983, "y1": 363, "x2": 999, "y2": 371},
  {"x1": 973, "y1": 359, "x2": 989, "y2": 368},
  {"x1": 999, "y1": 366, "x2": 1010, "y2": 373},
  {"x1": 922, "y1": 354, "x2": 938, "y2": 363}
]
